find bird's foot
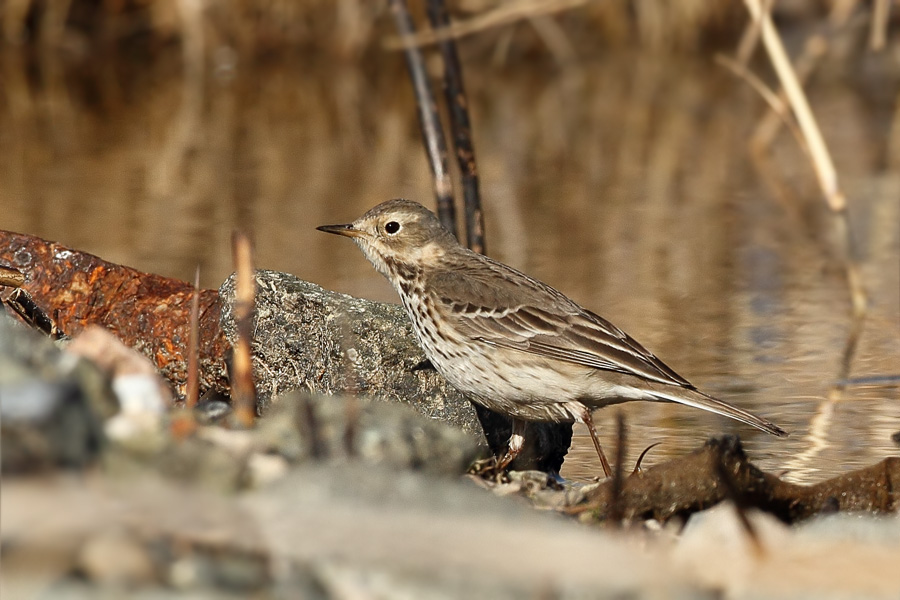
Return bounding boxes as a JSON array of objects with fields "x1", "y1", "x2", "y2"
[{"x1": 467, "y1": 454, "x2": 513, "y2": 483}]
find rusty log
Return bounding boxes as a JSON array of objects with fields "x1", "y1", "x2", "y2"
[{"x1": 0, "y1": 230, "x2": 228, "y2": 397}]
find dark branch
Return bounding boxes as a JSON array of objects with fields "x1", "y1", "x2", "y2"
[
  {"x1": 425, "y1": 0, "x2": 485, "y2": 254},
  {"x1": 388, "y1": 0, "x2": 458, "y2": 238}
]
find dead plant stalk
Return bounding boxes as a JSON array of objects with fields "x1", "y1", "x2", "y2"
[{"x1": 741, "y1": 0, "x2": 867, "y2": 379}]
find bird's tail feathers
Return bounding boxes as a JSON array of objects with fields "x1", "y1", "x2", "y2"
[{"x1": 650, "y1": 388, "x2": 787, "y2": 437}]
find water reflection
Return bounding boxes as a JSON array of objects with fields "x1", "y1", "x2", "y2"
[{"x1": 1, "y1": 50, "x2": 897, "y2": 483}]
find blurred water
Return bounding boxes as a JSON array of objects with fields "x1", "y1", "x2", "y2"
[{"x1": 1, "y1": 51, "x2": 897, "y2": 483}]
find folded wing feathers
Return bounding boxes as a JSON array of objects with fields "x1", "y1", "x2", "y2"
[
  {"x1": 433, "y1": 257, "x2": 695, "y2": 389},
  {"x1": 456, "y1": 303, "x2": 693, "y2": 388}
]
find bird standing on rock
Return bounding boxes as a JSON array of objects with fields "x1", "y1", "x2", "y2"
[{"x1": 318, "y1": 199, "x2": 786, "y2": 476}]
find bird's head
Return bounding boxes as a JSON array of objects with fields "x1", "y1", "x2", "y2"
[{"x1": 317, "y1": 199, "x2": 458, "y2": 281}]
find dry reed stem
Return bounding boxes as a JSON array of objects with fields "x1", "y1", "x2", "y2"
[
  {"x1": 384, "y1": 0, "x2": 589, "y2": 49},
  {"x1": 750, "y1": 0, "x2": 860, "y2": 152},
  {"x1": 527, "y1": 14, "x2": 578, "y2": 64},
  {"x1": 743, "y1": 0, "x2": 839, "y2": 207},
  {"x1": 231, "y1": 231, "x2": 257, "y2": 428},
  {"x1": 829, "y1": 0, "x2": 860, "y2": 27},
  {"x1": 742, "y1": 0, "x2": 867, "y2": 380},
  {"x1": 711, "y1": 452, "x2": 766, "y2": 559},
  {"x1": 607, "y1": 412, "x2": 627, "y2": 525},
  {"x1": 750, "y1": 35, "x2": 828, "y2": 152},
  {"x1": 185, "y1": 265, "x2": 201, "y2": 408},
  {"x1": 735, "y1": 0, "x2": 770, "y2": 64},
  {"x1": 389, "y1": 0, "x2": 458, "y2": 236},
  {"x1": 426, "y1": 0, "x2": 487, "y2": 254},
  {"x1": 715, "y1": 54, "x2": 807, "y2": 154},
  {"x1": 870, "y1": 0, "x2": 890, "y2": 51}
]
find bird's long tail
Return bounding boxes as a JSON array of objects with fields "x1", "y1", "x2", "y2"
[{"x1": 651, "y1": 388, "x2": 787, "y2": 437}]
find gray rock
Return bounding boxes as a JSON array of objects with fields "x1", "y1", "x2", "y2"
[
  {"x1": 220, "y1": 271, "x2": 480, "y2": 431},
  {"x1": 105, "y1": 390, "x2": 480, "y2": 492},
  {"x1": 76, "y1": 529, "x2": 157, "y2": 587},
  {"x1": 2, "y1": 467, "x2": 706, "y2": 599},
  {"x1": 255, "y1": 390, "x2": 480, "y2": 475},
  {"x1": 219, "y1": 270, "x2": 573, "y2": 472},
  {"x1": 0, "y1": 311, "x2": 112, "y2": 473}
]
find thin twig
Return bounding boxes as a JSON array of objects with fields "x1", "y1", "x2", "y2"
[
  {"x1": 389, "y1": 0, "x2": 458, "y2": 237},
  {"x1": 743, "y1": 1, "x2": 838, "y2": 203},
  {"x1": 608, "y1": 412, "x2": 627, "y2": 525},
  {"x1": 735, "y1": 0, "x2": 770, "y2": 64},
  {"x1": 231, "y1": 231, "x2": 256, "y2": 428},
  {"x1": 0, "y1": 265, "x2": 25, "y2": 288},
  {"x1": 749, "y1": 34, "x2": 828, "y2": 152},
  {"x1": 4, "y1": 288, "x2": 67, "y2": 340},
  {"x1": 870, "y1": 0, "x2": 890, "y2": 51},
  {"x1": 752, "y1": 2, "x2": 858, "y2": 151},
  {"x1": 715, "y1": 54, "x2": 808, "y2": 154},
  {"x1": 298, "y1": 395, "x2": 324, "y2": 459},
  {"x1": 742, "y1": 0, "x2": 867, "y2": 379},
  {"x1": 632, "y1": 442, "x2": 661, "y2": 474},
  {"x1": 343, "y1": 395, "x2": 360, "y2": 458},
  {"x1": 185, "y1": 265, "x2": 201, "y2": 408},
  {"x1": 711, "y1": 447, "x2": 765, "y2": 558},
  {"x1": 425, "y1": 0, "x2": 485, "y2": 254}
]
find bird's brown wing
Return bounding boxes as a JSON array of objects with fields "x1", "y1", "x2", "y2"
[{"x1": 427, "y1": 254, "x2": 693, "y2": 388}]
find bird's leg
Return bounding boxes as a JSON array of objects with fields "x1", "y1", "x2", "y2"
[
  {"x1": 495, "y1": 418, "x2": 527, "y2": 471},
  {"x1": 582, "y1": 410, "x2": 613, "y2": 478}
]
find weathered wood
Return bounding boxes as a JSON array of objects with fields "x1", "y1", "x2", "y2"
[{"x1": 574, "y1": 436, "x2": 899, "y2": 524}]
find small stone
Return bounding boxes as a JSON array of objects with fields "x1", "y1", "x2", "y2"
[
  {"x1": 77, "y1": 530, "x2": 156, "y2": 586},
  {"x1": 195, "y1": 399, "x2": 232, "y2": 425},
  {"x1": 246, "y1": 452, "x2": 290, "y2": 488},
  {"x1": 168, "y1": 556, "x2": 214, "y2": 590}
]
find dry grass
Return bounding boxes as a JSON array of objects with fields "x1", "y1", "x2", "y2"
[{"x1": 0, "y1": 0, "x2": 844, "y2": 56}]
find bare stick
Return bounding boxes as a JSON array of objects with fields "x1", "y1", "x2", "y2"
[
  {"x1": 870, "y1": 0, "x2": 890, "y2": 51},
  {"x1": 734, "y1": 0, "x2": 770, "y2": 64},
  {"x1": 742, "y1": 0, "x2": 867, "y2": 379},
  {"x1": 750, "y1": 0, "x2": 855, "y2": 153},
  {"x1": 0, "y1": 265, "x2": 25, "y2": 288},
  {"x1": 750, "y1": 35, "x2": 828, "y2": 152},
  {"x1": 715, "y1": 54, "x2": 807, "y2": 154},
  {"x1": 185, "y1": 265, "x2": 201, "y2": 408},
  {"x1": 389, "y1": 0, "x2": 458, "y2": 238},
  {"x1": 425, "y1": 0, "x2": 485, "y2": 254},
  {"x1": 608, "y1": 412, "x2": 627, "y2": 525},
  {"x1": 4, "y1": 288, "x2": 67, "y2": 340},
  {"x1": 231, "y1": 231, "x2": 256, "y2": 428},
  {"x1": 711, "y1": 446, "x2": 765, "y2": 558}
]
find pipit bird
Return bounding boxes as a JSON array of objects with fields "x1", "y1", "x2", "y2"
[{"x1": 318, "y1": 199, "x2": 786, "y2": 475}]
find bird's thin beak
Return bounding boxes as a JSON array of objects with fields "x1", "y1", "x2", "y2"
[{"x1": 316, "y1": 223, "x2": 365, "y2": 239}]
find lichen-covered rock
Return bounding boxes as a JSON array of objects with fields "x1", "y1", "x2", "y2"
[
  {"x1": 105, "y1": 390, "x2": 481, "y2": 492},
  {"x1": 221, "y1": 271, "x2": 481, "y2": 432},
  {"x1": 255, "y1": 390, "x2": 481, "y2": 475}
]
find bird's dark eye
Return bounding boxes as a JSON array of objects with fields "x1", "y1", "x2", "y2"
[{"x1": 384, "y1": 221, "x2": 401, "y2": 235}]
